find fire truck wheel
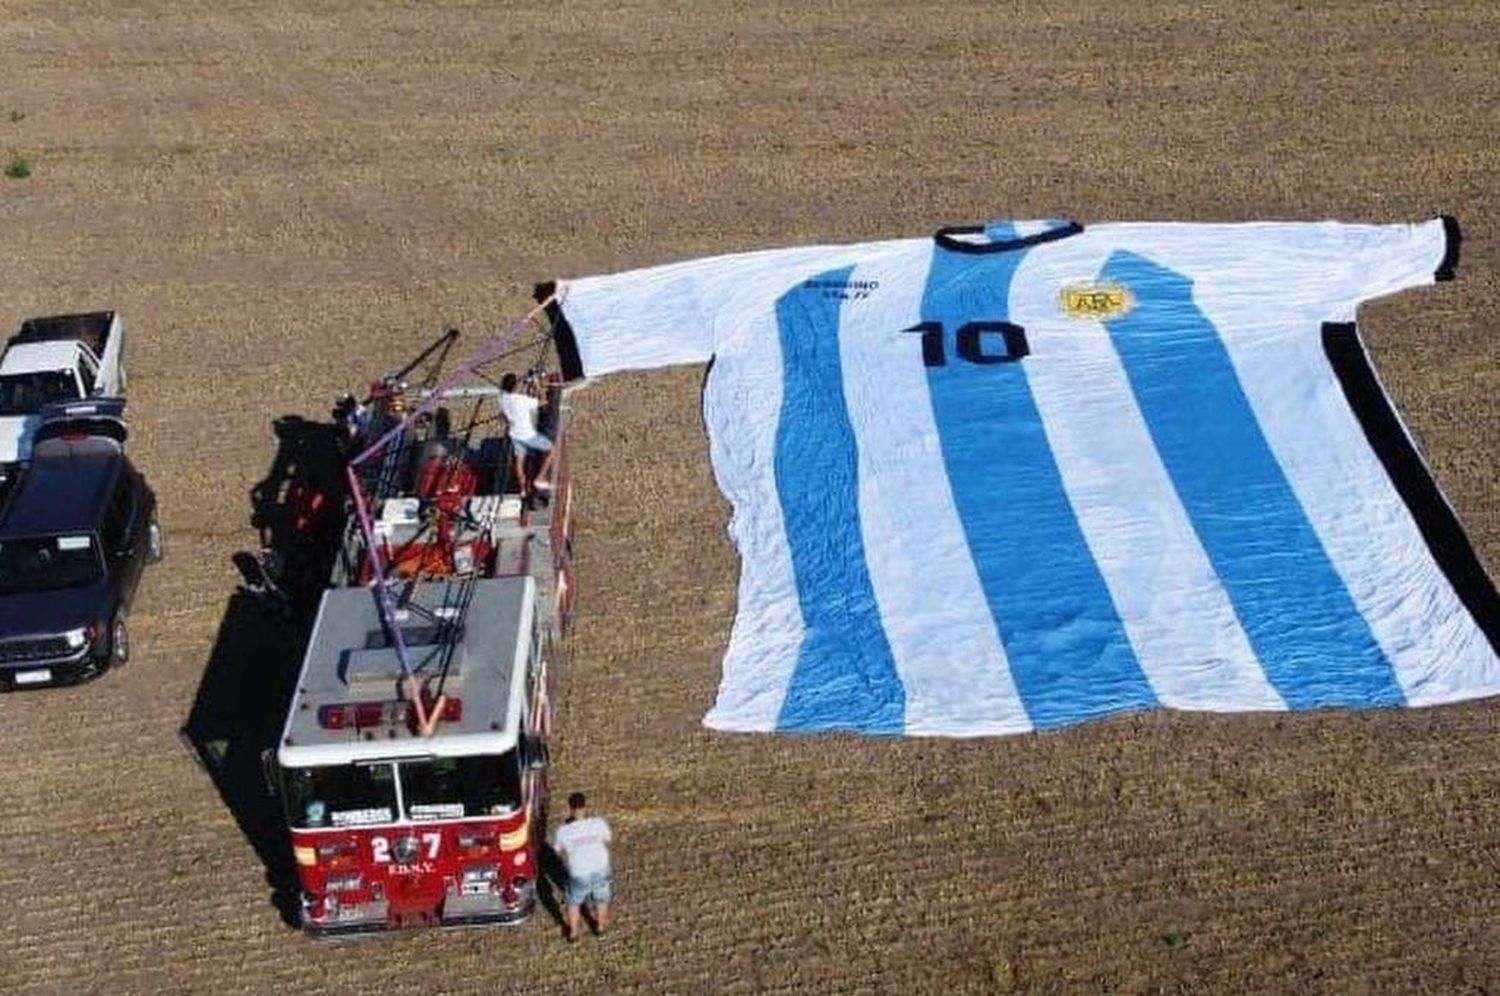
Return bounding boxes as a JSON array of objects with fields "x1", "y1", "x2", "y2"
[
  {"x1": 109, "y1": 615, "x2": 130, "y2": 668},
  {"x1": 147, "y1": 515, "x2": 165, "y2": 564}
]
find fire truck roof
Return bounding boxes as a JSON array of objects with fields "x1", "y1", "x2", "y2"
[{"x1": 278, "y1": 576, "x2": 536, "y2": 769}]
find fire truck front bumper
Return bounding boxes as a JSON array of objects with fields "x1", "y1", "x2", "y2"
[
  {"x1": 440, "y1": 878, "x2": 537, "y2": 927},
  {"x1": 300, "y1": 880, "x2": 536, "y2": 935},
  {"x1": 300, "y1": 895, "x2": 391, "y2": 936}
]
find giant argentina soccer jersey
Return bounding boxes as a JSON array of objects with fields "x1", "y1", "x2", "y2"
[{"x1": 548, "y1": 217, "x2": 1500, "y2": 736}]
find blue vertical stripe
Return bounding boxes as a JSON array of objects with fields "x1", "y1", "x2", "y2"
[
  {"x1": 921, "y1": 232, "x2": 1157, "y2": 729},
  {"x1": 1100, "y1": 251, "x2": 1405, "y2": 709},
  {"x1": 773, "y1": 267, "x2": 905, "y2": 733}
]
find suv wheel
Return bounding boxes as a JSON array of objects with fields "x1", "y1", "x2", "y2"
[
  {"x1": 147, "y1": 516, "x2": 165, "y2": 564},
  {"x1": 110, "y1": 615, "x2": 130, "y2": 668}
]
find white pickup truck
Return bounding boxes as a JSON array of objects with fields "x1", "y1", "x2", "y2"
[{"x1": 0, "y1": 311, "x2": 126, "y2": 467}]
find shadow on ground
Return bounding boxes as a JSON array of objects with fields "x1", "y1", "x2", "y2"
[
  {"x1": 180, "y1": 414, "x2": 349, "y2": 926},
  {"x1": 537, "y1": 842, "x2": 567, "y2": 934}
]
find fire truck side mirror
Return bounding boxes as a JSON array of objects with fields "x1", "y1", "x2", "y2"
[{"x1": 260, "y1": 748, "x2": 279, "y2": 797}]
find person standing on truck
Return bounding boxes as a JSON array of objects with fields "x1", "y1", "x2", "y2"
[
  {"x1": 552, "y1": 791, "x2": 613, "y2": 942},
  {"x1": 499, "y1": 372, "x2": 557, "y2": 507}
]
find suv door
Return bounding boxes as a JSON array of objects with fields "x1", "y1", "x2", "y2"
[{"x1": 103, "y1": 468, "x2": 150, "y2": 608}]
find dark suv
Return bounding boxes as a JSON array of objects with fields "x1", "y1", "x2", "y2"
[{"x1": 0, "y1": 428, "x2": 160, "y2": 689}]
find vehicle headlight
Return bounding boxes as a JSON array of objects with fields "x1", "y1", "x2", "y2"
[{"x1": 63, "y1": 627, "x2": 90, "y2": 649}]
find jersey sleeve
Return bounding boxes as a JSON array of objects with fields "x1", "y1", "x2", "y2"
[
  {"x1": 545, "y1": 239, "x2": 916, "y2": 380},
  {"x1": 1275, "y1": 216, "x2": 1459, "y2": 307},
  {"x1": 1225, "y1": 217, "x2": 1459, "y2": 316},
  {"x1": 551, "y1": 255, "x2": 722, "y2": 377},
  {"x1": 1117, "y1": 217, "x2": 1459, "y2": 322}
]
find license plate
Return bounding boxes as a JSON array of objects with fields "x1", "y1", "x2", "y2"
[{"x1": 14, "y1": 669, "x2": 52, "y2": 685}]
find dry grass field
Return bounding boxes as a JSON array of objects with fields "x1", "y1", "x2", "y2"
[{"x1": 1, "y1": 1, "x2": 1498, "y2": 993}]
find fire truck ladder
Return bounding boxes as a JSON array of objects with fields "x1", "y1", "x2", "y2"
[
  {"x1": 356, "y1": 328, "x2": 461, "y2": 506},
  {"x1": 344, "y1": 296, "x2": 556, "y2": 735},
  {"x1": 384, "y1": 406, "x2": 494, "y2": 702},
  {"x1": 388, "y1": 567, "x2": 479, "y2": 715}
]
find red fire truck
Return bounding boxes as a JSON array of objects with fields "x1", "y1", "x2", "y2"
[{"x1": 271, "y1": 339, "x2": 576, "y2": 933}]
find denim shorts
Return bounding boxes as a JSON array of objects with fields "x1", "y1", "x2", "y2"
[
  {"x1": 512, "y1": 433, "x2": 553, "y2": 455},
  {"x1": 565, "y1": 870, "x2": 613, "y2": 907}
]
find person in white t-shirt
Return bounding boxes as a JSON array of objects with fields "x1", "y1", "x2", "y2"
[
  {"x1": 499, "y1": 372, "x2": 557, "y2": 506},
  {"x1": 551, "y1": 791, "x2": 613, "y2": 942}
]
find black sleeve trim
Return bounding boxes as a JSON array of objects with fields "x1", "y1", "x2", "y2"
[
  {"x1": 1322, "y1": 322, "x2": 1500, "y2": 656},
  {"x1": 933, "y1": 220, "x2": 1083, "y2": 255},
  {"x1": 1436, "y1": 215, "x2": 1461, "y2": 282},
  {"x1": 533, "y1": 281, "x2": 585, "y2": 382}
]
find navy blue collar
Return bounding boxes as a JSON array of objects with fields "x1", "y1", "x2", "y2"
[{"x1": 933, "y1": 220, "x2": 1084, "y2": 254}]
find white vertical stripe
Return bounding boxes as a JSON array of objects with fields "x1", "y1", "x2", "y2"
[
  {"x1": 701, "y1": 310, "x2": 807, "y2": 732},
  {"x1": 687, "y1": 243, "x2": 921, "y2": 731},
  {"x1": 1008, "y1": 239, "x2": 1287, "y2": 712},
  {"x1": 839, "y1": 257, "x2": 1034, "y2": 735}
]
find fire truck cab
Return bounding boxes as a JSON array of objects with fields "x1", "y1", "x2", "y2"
[{"x1": 274, "y1": 576, "x2": 555, "y2": 933}]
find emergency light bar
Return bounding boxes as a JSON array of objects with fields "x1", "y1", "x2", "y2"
[{"x1": 318, "y1": 697, "x2": 463, "y2": 731}]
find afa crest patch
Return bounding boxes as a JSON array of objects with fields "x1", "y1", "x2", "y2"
[{"x1": 1060, "y1": 282, "x2": 1133, "y2": 319}]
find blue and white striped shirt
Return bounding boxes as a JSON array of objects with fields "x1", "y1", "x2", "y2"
[{"x1": 556, "y1": 217, "x2": 1498, "y2": 736}]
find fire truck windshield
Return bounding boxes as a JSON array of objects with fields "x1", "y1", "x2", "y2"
[
  {"x1": 281, "y1": 763, "x2": 398, "y2": 829},
  {"x1": 399, "y1": 752, "x2": 522, "y2": 820}
]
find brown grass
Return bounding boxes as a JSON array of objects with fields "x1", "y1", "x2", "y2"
[{"x1": 1, "y1": 1, "x2": 1498, "y2": 993}]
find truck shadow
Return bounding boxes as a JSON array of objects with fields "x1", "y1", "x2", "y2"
[
  {"x1": 537, "y1": 843, "x2": 567, "y2": 932},
  {"x1": 180, "y1": 414, "x2": 348, "y2": 928}
]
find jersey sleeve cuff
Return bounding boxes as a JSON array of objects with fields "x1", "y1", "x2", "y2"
[
  {"x1": 534, "y1": 281, "x2": 586, "y2": 381},
  {"x1": 1436, "y1": 215, "x2": 1462, "y2": 282}
]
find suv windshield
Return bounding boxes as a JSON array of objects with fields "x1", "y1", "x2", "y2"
[
  {"x1": 0, "y1": 535, "x2": 103, "y2": 595},
  {"x1": 399, "y1": 753, "x2": 522, "y2": 820},
  {"x1": 281, "y1": 763, "x2": 398, "y2": 829},
  {"x1": 0, "y1": 371, "x2": 78, "y2": 417}
]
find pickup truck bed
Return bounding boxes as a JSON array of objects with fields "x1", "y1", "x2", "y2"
[
  {"x1": 0, "y1": 311, "x2": 127, "y2": 466},
  {"x1": 12, "y1": 312, "x2": 114, "y2": 358}
]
